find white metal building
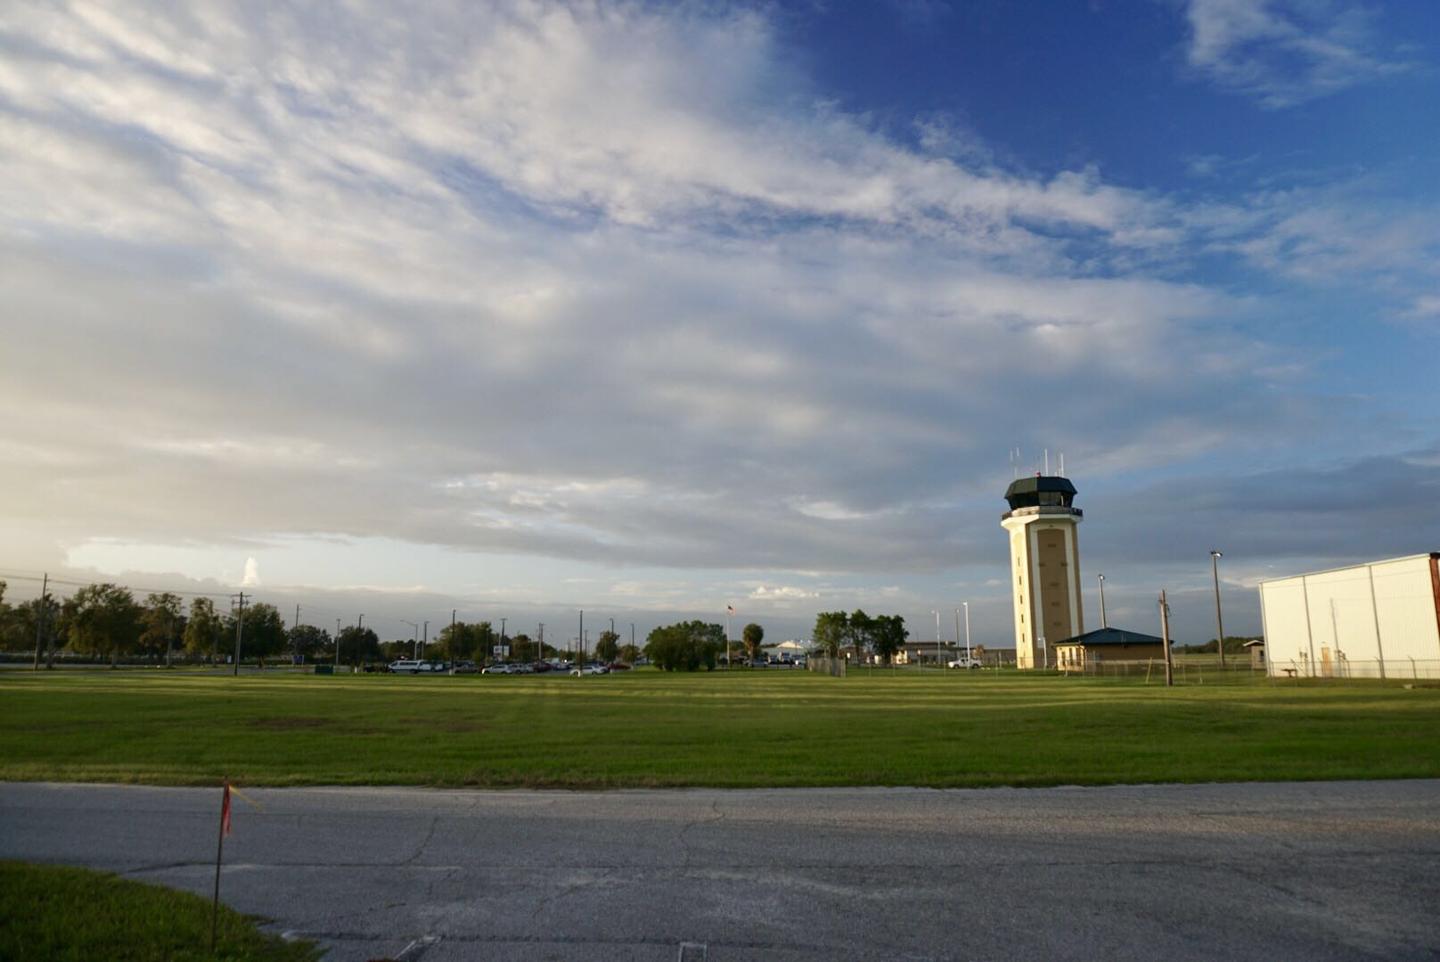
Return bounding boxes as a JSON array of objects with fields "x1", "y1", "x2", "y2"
[{"x1": 1257, "y1": 553, "x2": 1440, "y2": 679}]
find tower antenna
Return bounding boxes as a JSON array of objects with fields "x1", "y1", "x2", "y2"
[
  {"x1": 1044, "y1": 449, "x2": 1049, "y2": 475},
  {"x1": 1060, "y1": 452, "x2": 1065, "y2": 476}
]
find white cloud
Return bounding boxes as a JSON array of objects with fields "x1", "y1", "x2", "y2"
[
  {"x1": 0, "y1": 0, "x2": 1427, "y2": 605},
  {"x1": 1184, "y1": 0, "x2": 1410, "y2": 107},
  {"x1": 241, "y1": 557, "x2": 261, "y2": 587}
]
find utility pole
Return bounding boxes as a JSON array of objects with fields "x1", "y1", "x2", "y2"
[
  {"x1": 32, "y1": 573, "x2": 47, "y2": 670},
  {"x1": 232, "y1": 592, "x2": 245, "y2": 676},
  {"x1": 500, "y1": 617, "x2": 507, "y2": 662},
  {"x1": 631, "y1": 622, "x2": 636, "y2": 656},
  {"x1": 1210, "y1": 551, "x2": 1227, "y2": 669},
  {"x1": 450, "y1": 609, "x2": 457, "y2": 670},
  {"x1": 538, "y1": 623, "x2": 545, "y2": 660},
  {"x1": 402, "y1": 620, "x2": 418, "y2": 658},
  {"x1": 294, "y1": 603, "x2": 301, "y2": 662},
  {"x1": 1159, "y1": 589, "x2": 1174, "y2": 687},
  {"x1": 578, "y1": 610, "x2": 584, "y2": 665},
  {"x1": 335, "y1": 618, "x2": 342, "y2": 669},
  {"x1": 356, "y1": 614, "x2": 364, "y2": 669},
  {"x1": 1098, "y1": 573, "x2": 1107, "y2": 629},
  {"x1": 422, "y1": 621, "x2": 428, "y2": 659}
]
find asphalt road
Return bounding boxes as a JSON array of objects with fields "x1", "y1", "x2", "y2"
[{"x1": 3, "y1": 780, "x2": 1438, "y2": 961}]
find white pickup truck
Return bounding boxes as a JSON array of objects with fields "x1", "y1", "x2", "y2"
[{"x1": 947, "y1": 656, "x2": 983, "y2": 670}]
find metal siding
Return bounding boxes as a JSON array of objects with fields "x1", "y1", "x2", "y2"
[
  {"x1": 1258, "y1": 578, "x2": 1311, "y2": 676},
  {"x1": 1260, "y1": 556, "x2": 1440, "y2": 677}
]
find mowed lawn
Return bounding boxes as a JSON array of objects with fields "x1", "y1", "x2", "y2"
[{"x1": 2, "y1": 669, "x2": 1438, "y2": 788}]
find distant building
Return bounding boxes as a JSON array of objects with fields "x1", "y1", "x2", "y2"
[
  {"x1": 1258, "y1": 553, "x2": 1440, "y2": 679},
  {"x1": 1001, "y1": 474, "x2": 1085, "y2": 669},
  {"x1": 1053, "y1": 627, "x2": 1170, "y2": 671}
]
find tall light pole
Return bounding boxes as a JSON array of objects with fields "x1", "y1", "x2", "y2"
[
  {"x1": 1098, "y1": 573, "x2": 1107, "y2": 629},
  {"x1": 962, "y1": 602, "x2": 971, "y2": 659},
  {"x1": 500, "y1": 617, "x2": 507, "y2": 661},
  {"x1": 335, "y1": 618, "x2": 341, "y2": 669},
  {"x1": 422, "y1": 620, "x2": 428, "y2": 659},
  {"x1": 1210, "y1": 551, "x2": 1227, "y2": 669},
  {"x1": 932, "y1": 610, "x2": 941, "y2": 669},
  {"x1": 401, "y1": 619, "x2": 418, "y2": 658}
]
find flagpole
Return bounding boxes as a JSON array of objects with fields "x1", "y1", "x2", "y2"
[{"x1": 210, "y1": 781, "x2": 230, "y2": 952}]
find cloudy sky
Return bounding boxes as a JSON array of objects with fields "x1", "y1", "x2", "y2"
[{"x1": 1, "y1": 0, "x2": 1437, "y2": 646}]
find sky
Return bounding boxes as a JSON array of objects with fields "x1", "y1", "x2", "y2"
[{"x1": 1, "y1": 0, "x2": 1437, "y2": 649}]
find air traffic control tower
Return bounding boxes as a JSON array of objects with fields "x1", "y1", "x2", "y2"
[{"x1": 1002, "y1": 475, "x2": 1084, "y2": 669}]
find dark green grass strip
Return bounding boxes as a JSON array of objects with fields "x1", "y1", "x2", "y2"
[
  {"x1": 0, "y1": 861, "x2": 319, "y2": 962},
  {"x1": 1, "y1": 670, "x2": 1438, "y2": 788}
]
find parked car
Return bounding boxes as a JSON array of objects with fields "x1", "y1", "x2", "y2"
[
  {"x1": 481, "y1": 664, "x2": 512, "y2": 675},
  {"x1": 389, "y1": 659, "x2": 425, "y2": 674},
  {"x1": 451, "y1": 660, "x2": 479, "y2": 674},
  {"x1": 947, "y1": 656, "x2": 983, "y2": 670},
  {"x1": 606, "y1": 662, "x2": 632, "y2": 671},
  {"x1": 570, "y1": 663, "x2": 609, "y2": 676}
]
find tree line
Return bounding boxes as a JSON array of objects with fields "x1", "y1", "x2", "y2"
[
  {"x1": 811, "y1": 609, "x2": 908, "y2": 665},
  {"x1": 0, "y1": 580, "x2": 580, "y2": 667}
]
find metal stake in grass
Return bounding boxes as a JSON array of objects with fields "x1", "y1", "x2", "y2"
[{"x1": 210, "y1": 780, "x2": 230, "y2": 952}]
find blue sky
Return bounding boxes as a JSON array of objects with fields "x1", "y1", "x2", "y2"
[{"x1": 0, "y1": 0, "x2": 1436, "y2": 647}]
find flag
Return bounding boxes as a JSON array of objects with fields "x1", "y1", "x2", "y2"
[{"x1": 220, "y1": 782, "x2": 232, "y2": 837}]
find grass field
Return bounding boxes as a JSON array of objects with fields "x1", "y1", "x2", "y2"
[
  {"x1": 0, "y1": 861, "x2": 319, "y2": 961},
  {"x1": 2, "y1": 668, "x2": 1438, "y2": 789}
]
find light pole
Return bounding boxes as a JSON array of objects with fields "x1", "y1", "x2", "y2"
[
  {"x1": 401, "y1": 619, "x2": 418, "y2": 658},
  {"x1": 962, "y1": 602, "x2": 971, "y2": 659},
  {"x1": 335, "y1": 618, "x2": 341, "y2": 669},
  {"x1": 1098, "y1": 573, "x2": 1107, "y2": 629},
  {"x1": 500, "y1": 617, "x2": 507, "y2": 662},
  {"x1": 932, "y1": 610, "x2": 941, "y2": 669},
  {"x1": 1211, "y1": 550, "x2": 1227, "y2": 669},
  {"x1": 422, "y1": 620, "x2": 428, "y2": 659}
]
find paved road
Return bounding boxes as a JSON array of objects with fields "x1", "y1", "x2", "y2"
[{"x1": 3, "y1": 780, "x2": 1438, "y2": 961}]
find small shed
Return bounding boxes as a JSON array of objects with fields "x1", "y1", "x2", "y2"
[
  {"x1": 1243, "y1": 639, "x2": 1266, "y2": 670},
  {"x1": 1053, "y1": 627, "x2": 1170, "y2": 671}
]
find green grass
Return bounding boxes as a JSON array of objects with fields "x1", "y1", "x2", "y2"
[
  {"x1": 0, "y1": 861, "x2": 319, "y2": 962},
  {"x1": 1, "y1": 669, "x2": 1438, "y2": 788}
]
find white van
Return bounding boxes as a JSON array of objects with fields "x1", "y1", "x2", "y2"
[{"x1": 389, "y1": 659, "x2": 424, "y2": 674}]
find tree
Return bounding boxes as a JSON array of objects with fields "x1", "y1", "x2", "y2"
[
  {"x1": 184, "y1": 598, "x2": 223, "y2": 662},
  {"x1": 870, "y1": 614, "x2": 908, "y2": 666},
  {"x1": 812, "y1": 611, "x2": 848, "y2": 658},
  {"x1": 846, "y1": 609, "x2": 874, "y2": 662},
  {"x1": 742, "y1": 623, "x2": 765, "y2": 660},
  {"x1": 644, "y1": 621, "x2": 723, "y2": 671},
  {"x1": 337, "y1": 625, "x2": 381, "y2": 665},
  {"x1": 226, "y1": 603, "x2": 287, "y2": 666},
  {"x1": 140, "y1": 592, "x2": 184, "y2": 666},
  {"x1": 65, "y1": 583, "x2": 142, "y2": 666},
  {"x1": 594, "y1": 630, "x2": 620, "y2": 663},
  {"x1": 288, "y1": 624, "x2": 330, "y2": 661},
  {"x1": 509, "y1": 633, "x2": 535, "y2": 662},
  {"x1": 618, "y1": 643, "x2": 641, "y2": 664}
]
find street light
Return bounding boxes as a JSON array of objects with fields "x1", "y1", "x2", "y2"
[
  {"x1": 932, "y1": 610, "x2": 941, "y2": 670},
  {"x1": 1210, "y1": 551, "x2": 1227, "y2": 670},
  {"x1": 401, "y1": 619, "x2": 418, "y2": 658},
  {"x1": 961, "y1": 602, "x2": 971, "y2": 660},
  {"x1": 1097, "y1": 573, "x2": 1107, "y2": 629}
]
